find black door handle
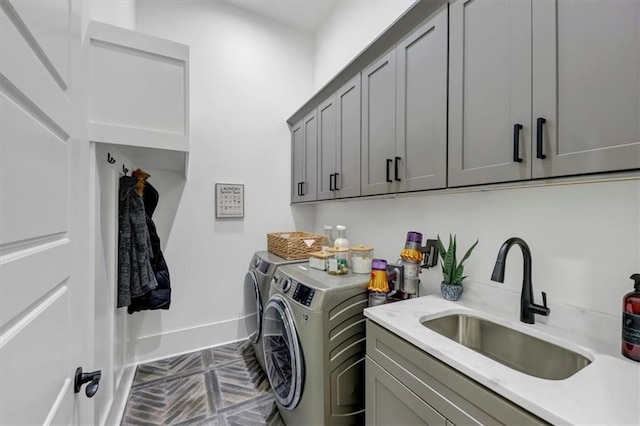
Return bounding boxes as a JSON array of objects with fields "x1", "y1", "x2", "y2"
[
  {"x1": 334, "y1": 173, "x2": 340, "y2": 191},
  {"x1": 536, "y1": 117, "x2": 547, "y2": 159},
  {"x1": 394, "y1": 157, "x2": 402, "y2": 181},
  {"x1": 513, "y1": 124, "x2": 523, "y2": 163},
  {"x1": 297, "y1": 182, "x2": 301, "y2": 196},
  {"x1": 74, "y1": 367, "x2": 101, "y2": 398},
  {"x1": 386, "y1": 159, "x2": 392, "y2": 183},
  {"x1": 300, "y1": 181, "x2": 305, "y2": 196},
  {"x1": 329, "y1": 174, "x2": 335, "y2": 191}
]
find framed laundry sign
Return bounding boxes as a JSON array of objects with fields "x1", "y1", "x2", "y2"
[{"x1": 215, "y1": 183, "x2": 244, "y2": 218}]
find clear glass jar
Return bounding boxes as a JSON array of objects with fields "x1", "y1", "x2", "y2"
[
  {"x1": 326, "y1": 247, "x2": 349, "y2": 275},
  {"x1": 351, "y1": 245, "x2": 374, "y2": 274}
]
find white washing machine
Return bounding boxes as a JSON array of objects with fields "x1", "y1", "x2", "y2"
[
  {"x1": 243, "y1": 251, "x2": 304, "y2": 371},
  {"x1": 262, "y1": 264, "x2": 370, "y2": 426}
]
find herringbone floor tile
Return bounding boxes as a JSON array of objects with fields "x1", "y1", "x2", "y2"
[{"x1": 122, "y1": 340, "x2": 283, "y2": 426}]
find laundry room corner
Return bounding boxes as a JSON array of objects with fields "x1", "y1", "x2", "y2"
[{"x1": 131, "y1": 0, "x2": 317, "y2": 363}]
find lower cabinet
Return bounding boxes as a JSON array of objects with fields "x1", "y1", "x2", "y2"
[
  {"x1": 366, "y1": 357, "x2": 447, "y2": 426},
  {"x1": 365, "y1": 321, "x2": 548, "y2": 426}
]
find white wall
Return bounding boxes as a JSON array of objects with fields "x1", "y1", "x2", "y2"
[
  {"x1": 314, "y1": 0, "x2": 415, "y2": 89},
  {"x1": 132, "y1": 1, "x2": 315, "y2": 361},
  {"x1": 81, "y1": 0, "x2": 136, "y2": 42},
  {"x1": 83, "y1": 0, "x2": 136, "y2": 33},
  {"x1": 314, "y1": 178, "x2": 640, "y2": 344}
]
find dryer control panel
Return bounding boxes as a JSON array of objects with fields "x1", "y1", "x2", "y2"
[{"x1": 293, "y1": 283, "x2": 316, "y2": 307}]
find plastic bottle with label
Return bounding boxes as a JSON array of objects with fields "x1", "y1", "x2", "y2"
[
  {"x1": 321, "y1": 225, "x2": 334, "y2": 252},
  {"x1": 622, "y1": 273, "x2": 640, "y2": 362}
]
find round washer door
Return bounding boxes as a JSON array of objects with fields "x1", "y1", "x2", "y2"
[
  {"x1": 262, "y1": 294, "x2": 304, "y2": 410},
  {"x1": 243, "y1": 270, "x2": 262, "y2": 344}
]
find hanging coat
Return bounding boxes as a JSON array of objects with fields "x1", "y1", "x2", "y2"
[
  {"x1": 117, "y1": 176, "x2": 158, "y2": 308},
  {"x1": 127, "y1": 179, "x2": 172, "y2": 313}
]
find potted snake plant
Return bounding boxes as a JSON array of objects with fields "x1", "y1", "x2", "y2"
[{"x1": 437, "y1": 234, "x2": 479, "y2": 301}]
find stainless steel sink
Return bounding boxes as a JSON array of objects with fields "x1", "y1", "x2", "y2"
[{"x1": 421, "y1": 314, "x2": 591, "y2": 380}]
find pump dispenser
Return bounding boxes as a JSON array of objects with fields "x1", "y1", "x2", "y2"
[{"x1": 622, "y1": 273, "x2": 640, "y2": 362}]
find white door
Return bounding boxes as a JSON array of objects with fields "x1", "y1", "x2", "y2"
[{"x1": 0, "y1": 1, "x2": 92, "y2": 425}]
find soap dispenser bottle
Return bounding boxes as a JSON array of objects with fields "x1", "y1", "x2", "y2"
[{"x1": 622, "y1": 273, "x2": 640, "y2": 362}]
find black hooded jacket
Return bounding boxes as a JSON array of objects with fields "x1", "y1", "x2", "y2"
[{"x1": 127, "y1": 180, "x2": 172, "y2": 313}]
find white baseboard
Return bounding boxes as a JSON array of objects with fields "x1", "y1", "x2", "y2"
[
  {"x1": 133, "y1": 315, "x2": 250, "y2": 364},
  {"x1": 104, "y1": 364, "x2": 136, "y2": 426}
]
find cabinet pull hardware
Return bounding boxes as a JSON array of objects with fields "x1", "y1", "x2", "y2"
[
  {"x1": 394, "y1": 157, "x2": 402, "y2": 181},
  {"x1": 300, "y1": 181, "x2": 305, "y2": 196},
  {"x1": 536, "y1": 117, "x2": 547, "y2": 159},
  {"x1": 334, "y1": 173, "x2": 340, "y2": 191},
  {"x1": 386, "y1": 159, "x2": 393, "y2": 182},
  {"x1": 329, "y1": 174, "x2": 335, "y2": 191},
  {"x1": 513, "y1": 124, "x2": 523, "y2": 163},
  {"x1": 297, "y1": 182, "x2": 302, "y2": 196}
]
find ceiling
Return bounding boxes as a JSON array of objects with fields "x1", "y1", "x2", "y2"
[{"x1": 222, "y1": 0, "x2": 339, "y2": 33}]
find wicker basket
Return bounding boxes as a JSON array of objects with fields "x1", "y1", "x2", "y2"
[{"x1": 267, "y1": 231, "x2": 324, "y2": 260}]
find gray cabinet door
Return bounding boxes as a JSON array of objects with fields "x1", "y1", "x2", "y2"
[
  {"x1": 366, "y1": 357, "x2": 447, "y2": 426},
  {"x1": 362, "y1": 49, "x2": 397, "y2": 196},
  {"x1": 318, "y1": 95, "x2": 337, "y2": 201},
  {"x1": 448, "y1": 0, "x2": 532, "y2": 187},
  {"x1": 336, "y1": 74, "x2": 362, "y2": 199},
  {"x1": 532, "y1": 0, "x2": 640, "y2": 178},
  {"x1": 396, "y1": 6, "x2": 448, "y2": 193},
  {"x1": 291, "y1": 119, "x2": 304, "y2": 203},
  {"x1": 291, "y1": 110, "x2": 317, "y2": 203}
]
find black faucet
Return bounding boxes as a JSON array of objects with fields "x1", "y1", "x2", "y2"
[{"x1": 491, "y1": 237, "x2": 550, "y2": 324}]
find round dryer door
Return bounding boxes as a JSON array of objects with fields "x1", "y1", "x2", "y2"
[
  {"x1": 243, "y1": 270, "x2": 262, "y2": 344},
  {"x1": 263, "y1": 294, "x2": 304, "y2": 410}
]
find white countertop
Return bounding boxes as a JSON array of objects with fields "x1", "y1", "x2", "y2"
[{"x1": 364, "y1": 295, "x2": 640, "y2": 425}]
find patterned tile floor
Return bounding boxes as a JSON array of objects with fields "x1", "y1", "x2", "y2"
[{"x1": 121, "y1": 340, "x2": 284, "y2": 426}]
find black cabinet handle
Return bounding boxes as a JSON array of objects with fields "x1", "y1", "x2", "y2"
[
  {"x1": 334, "y1": 173, "x2": 340, "y2": 191},
  {"x1": 297, "y1": 182, "x2": 301, "y2": 196},
  {"x1": 329, "y1": 174, "x2": 335, "y2": 191},
  {"x1": 536, "y1": 117, "x2": 547, "y2": 159},
  {"x1": 300, "y1": 181, "x2": 305, "y2": 196},
  {"x1": 513, "y1": 124, "x2": 523, "y2": 163},
  {"x1": 394, "y1": 157, "x2": 402, "y2": 181},
  {"x1": 386, "y1": 159, "x2": 393, "y2": 183}
]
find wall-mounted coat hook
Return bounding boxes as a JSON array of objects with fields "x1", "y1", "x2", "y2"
[
  {"x1": 107, "y1": 153, "x2": 116, "y2": 164},
  {"x1": 123, "y1": 165, "x2": 129, "y2": 174}
]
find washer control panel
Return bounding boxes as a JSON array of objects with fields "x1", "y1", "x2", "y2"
[
  {"x1": 292, "y1": 283, "x2": 316, "y2": 307},
  {"x1": 280, "y1": 277, "x2": 292, "y2": 293}
]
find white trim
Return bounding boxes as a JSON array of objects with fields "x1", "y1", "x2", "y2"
[
  {"x1": 133, "y1": 315, "x2": 251, "y2": 364},
  {"x1": 103, "y1": 364, "x2": 136, "y2": 426}
]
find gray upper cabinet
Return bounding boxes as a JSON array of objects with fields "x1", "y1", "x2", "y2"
[
  {"x1": 318, "y1": 95, "x2": 337, "y2": 200},
  {"x1": 363, "y1": 5, "x2": 448, "y2": 196},
  {"x1": 448, "y1": 0, "x2": 532, "y2": 187},
  {"x1": 362, "y1": 49, "x2": 397, "y2": 196},
  {"x1": 531, "y1": 0, "x2": 640, "y2": 178},
  {"x1": 318, "y1": 75, "x2": 362, "y2": 200},
  {"x1": 449, "y1": 0, "x2": 640, "y2": 187},
  {"x1": 396, "y1": 8, "x2": 448, "y2": 192},
  {"x1": 291, "y1": 110, "x2": 317, "y2": 203}
]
